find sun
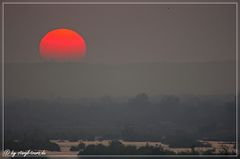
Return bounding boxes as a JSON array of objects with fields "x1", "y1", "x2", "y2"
[{"x1": 39, "y1": 28, "x2": 87, "y2": 61}]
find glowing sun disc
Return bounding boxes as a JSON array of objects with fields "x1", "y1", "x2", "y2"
[{"x1": 39, "y1": 28, "x2": 87, "y2": 61}]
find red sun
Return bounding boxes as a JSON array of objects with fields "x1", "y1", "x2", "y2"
[{"x1": 39, "y1": 28, "x2": 87, "y2": 61}]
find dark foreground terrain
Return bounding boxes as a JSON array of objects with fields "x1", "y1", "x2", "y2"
[{"x1": 3, "y1": 93, "x2": 236, "y2": 153}]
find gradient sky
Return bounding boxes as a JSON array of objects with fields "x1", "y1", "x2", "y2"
[
  {"x1": 2, "y1": 2, "x2": 237, "y2": 98},
  {"x1": 4, "y1": 3, "x2": 236, "y2": 63}
]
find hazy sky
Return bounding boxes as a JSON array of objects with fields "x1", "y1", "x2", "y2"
[
  {"x1": 4, "y1": 3, "x2": 236, "y2": 63},
  {"x1": 3, "y1": 2, "x2": 237, "y2": 98}
]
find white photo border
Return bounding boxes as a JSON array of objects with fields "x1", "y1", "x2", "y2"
[{"x1": 1, "y1": 1, "x2": 238, "y2": 158}]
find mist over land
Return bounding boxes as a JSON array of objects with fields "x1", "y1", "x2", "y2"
[
  {"x1": 1, "y1": 60, "x2": 236, "y2": 157},
  {"x1": 5, "y1": 93, "x2": 236, "y2": 142},
  {"x1": 3, "y1": 92, "x2": 237, "y2": 156},
  {"x1": 5, "y1": 61, "x2": 235, "y2": 98}
]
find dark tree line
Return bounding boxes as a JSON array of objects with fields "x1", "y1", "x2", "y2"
[{"x1": 4, "y1": 93, "x2": 237, "y2": 149}]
